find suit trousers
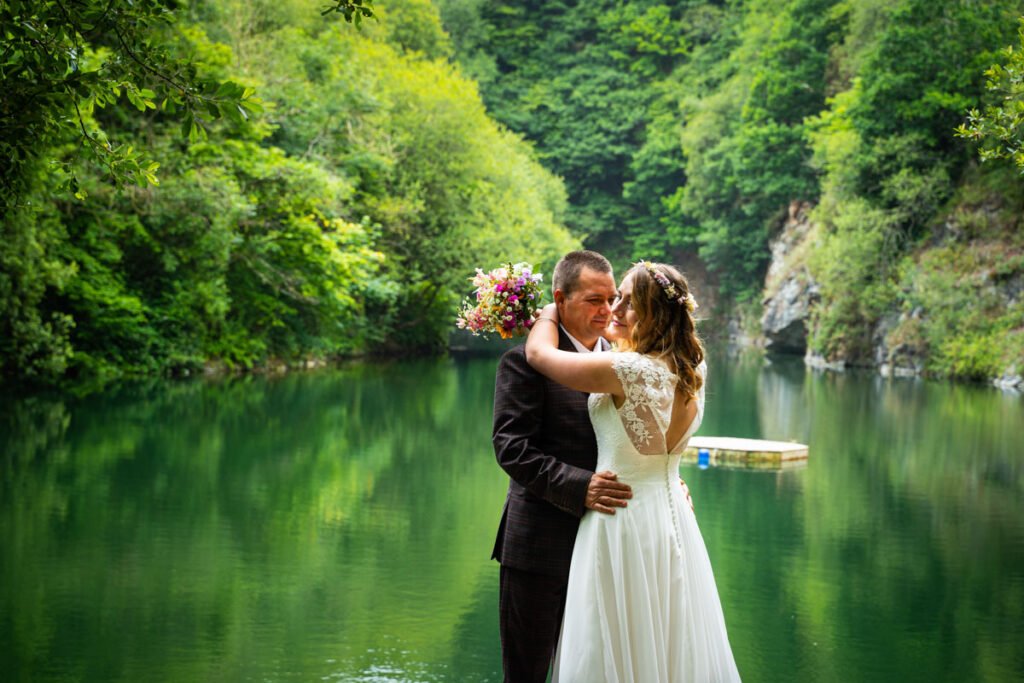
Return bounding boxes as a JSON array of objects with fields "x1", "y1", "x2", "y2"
[{"x1": 499, "y1": 564, "x2": 570, "y2": 683}]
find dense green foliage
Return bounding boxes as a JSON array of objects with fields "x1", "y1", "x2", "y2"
[
  {"x1": 957, "y1": 19, "x2": 1024, "y2": 174},
  {"x1": 1, "y1": 0, "x2": 575, "y2": 384},
  {"x1": 804, "y1": 0, "x2": 1023, "y2": 365},
  {"x1": 4, "y1": 0, "x2": 1024, "y2": 385},
  {"x1": 886, "y1": 174, "x2": 1024, "y2": 379},
  {"x1": 2, "y1": 0, "x2": 258, "y2": 382},
  {"x1": 674, "y1": 0, "x2": 842, "y2": 293},
  {"x1": 0, "y1": 0, "x2": 259, "y2": 201},
  {"x1": 439, "y1": 0, "x2": 690, "y2": 265},
  {"x1": 441, "y1": 0, "x2": 1024, "y2": 378},
  {"x1": 438, "y1": 0, "x2": 843, "y2": 288}
]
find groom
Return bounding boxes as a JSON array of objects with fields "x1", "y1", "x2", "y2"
[{"x1": 491, "y1": 249, "x2": 633, "y2": 682}]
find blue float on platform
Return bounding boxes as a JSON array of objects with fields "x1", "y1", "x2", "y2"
[{"x1": 698, "y1": 448, "x2": 710, "y2": 469}]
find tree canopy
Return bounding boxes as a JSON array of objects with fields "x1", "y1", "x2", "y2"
[
  {"x1": 0, "y1": 0, "x2": 575, "y2": 384},
  {"x1": 957, "y1": 18, "x2": 1024, "y2": 174},
  {"x1": 440, "y1": 0, "x2": 1024, "y2": 378},
  {"x1": 3, "y1": 0, "x2": 1023, "y2": 385}
]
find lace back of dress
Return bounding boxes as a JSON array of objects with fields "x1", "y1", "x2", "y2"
[{"x1": 611, "y1": 353, "x2": 679, "y2": 455}]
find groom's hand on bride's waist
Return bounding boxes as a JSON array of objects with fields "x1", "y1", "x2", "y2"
[{"x1": 586, "y1": 471, "x2": 632, "y2": 515}]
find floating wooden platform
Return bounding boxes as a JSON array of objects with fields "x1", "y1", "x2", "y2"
[{"x1": 683, "y1": 436, "x2": 808, "y2": 470}]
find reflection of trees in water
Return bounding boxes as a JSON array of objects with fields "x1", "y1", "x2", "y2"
[
  {"x1": 747, "y1": 359, "x2": 1024, "y2": 681},
  {"x1": 756, "y1": 355, "x2": 813, "y2": 443},
  {"x1": 5, "y1": 356, "x2": 1021, "y2": 681},
  {"x1": 1, "y1": 395, "x2": 72, "y2": 468},
  {"x1": 699, "y1": 350, "x2": 765, "y2": 439},
  {"x1": 0, "y1": 357, "x2": 508, "y2": 681}
]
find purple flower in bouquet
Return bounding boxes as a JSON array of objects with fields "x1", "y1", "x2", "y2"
[{"x1": 455, "y1": 262, "x2": 545, "y2": 339}]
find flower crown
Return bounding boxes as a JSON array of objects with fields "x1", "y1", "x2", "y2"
[{"x1": 635, "y1": 261, "x2": 698, "y2": 312}]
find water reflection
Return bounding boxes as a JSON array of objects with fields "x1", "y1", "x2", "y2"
[
  {"x1": 693, "y1": 353, "x2": 1024, "y2": 682},
  {"x1": 1, "y1": 353, "x2": 1022, "y2": 682},
  {"x1": 1, "y1": 359, "x2": 508, "y2": 682}
]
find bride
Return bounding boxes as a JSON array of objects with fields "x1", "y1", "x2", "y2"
[{"x1": 525, "y1": 261, "x2": 741, "y2": 682}]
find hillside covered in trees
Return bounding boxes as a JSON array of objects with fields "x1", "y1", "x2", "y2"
[
  {"x1": 1, "y1": 0, "x2": 576, "y2": 384},
  {"x1": 438, "y1": 0, "x2": 1024, "y2": 383},
  {"x1": 3, "y1": 0, "x2": 1023, "y2": 386}
]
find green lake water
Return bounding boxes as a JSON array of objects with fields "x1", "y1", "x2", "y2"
[{"x1": 1, "y1": 352, "x2": 1022, "y2": 682}]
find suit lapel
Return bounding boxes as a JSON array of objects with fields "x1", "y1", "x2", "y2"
[
  {"x1": 557, "y1": 327, "x2": 578, "y2": 353},
  {"x1": 557, "y1": 326, "x2": 611, "y2": 353}
]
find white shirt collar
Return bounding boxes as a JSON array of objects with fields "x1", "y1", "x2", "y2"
[{"x1": 560, "y1": 324, "x2": 604, "y2": 353}]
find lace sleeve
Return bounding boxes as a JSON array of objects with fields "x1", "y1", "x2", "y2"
[{"x1": 611, "y1": 352, "x2": 678, "y2": 455}]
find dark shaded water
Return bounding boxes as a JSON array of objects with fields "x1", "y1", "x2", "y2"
[{"x1": 1, "y1": 352, "x2": 1022, "y2": 682}]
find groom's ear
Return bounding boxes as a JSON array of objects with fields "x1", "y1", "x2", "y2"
[{"x1": 553, "y1": 289, "x2": 566, "y2": 305}]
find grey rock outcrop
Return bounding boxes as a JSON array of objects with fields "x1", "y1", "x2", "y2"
[
  {"x1": 993, "y1": 368, "x2": 1023, "y2": 392},
  {"x1": 762, "y1": 276, "x2": 818, "y2": 353},
  {"x1": 874, "y1": 309, "x2": 927, "y2": 378},
  {"x1": 804, "y1": 350, "x2": 846, "y2": 372},
  {"x1": 725, "y1": 314, "x2": 757, "y2": 349},
  {"x1": 761, "y1": 201, "x2": 818, "y2": 354}
]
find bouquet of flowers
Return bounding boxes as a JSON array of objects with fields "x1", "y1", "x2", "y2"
[{"x1": 456, "y1": 262, "x2": 544, "y2": 339}]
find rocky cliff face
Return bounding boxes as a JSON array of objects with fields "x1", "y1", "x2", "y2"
[
  {"x1": 753, "y1": 197, "x2": 1022, "y2": 392},
  {"x1": 872, "y1": 310, "x2": 927, "y2": 378},
  {"x1": 760, "y1": 201, "x2": 818, "y2": 355}
]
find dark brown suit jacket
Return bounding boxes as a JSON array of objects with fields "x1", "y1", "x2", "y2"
[{"x1": 491, "y1": 329, "x2": 609, "y2": 577}]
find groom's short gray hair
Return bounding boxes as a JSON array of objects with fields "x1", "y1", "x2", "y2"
[{"x1": 552, "y1": 250, "x2": 613, "y2": 297}]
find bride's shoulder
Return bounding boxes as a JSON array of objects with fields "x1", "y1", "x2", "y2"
[
  {"x1": 610, "y1": 351, "x2": 675, "y2": 384},
  {"x1": 608, "y1": 350, "x2": 647, "y2": 371}
]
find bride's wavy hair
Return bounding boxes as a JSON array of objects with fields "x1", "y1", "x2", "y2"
[{"x1": 623, "y1": 262, "x2": 704, "y2": 403}]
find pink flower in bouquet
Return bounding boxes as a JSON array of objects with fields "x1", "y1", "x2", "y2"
[{"x1": 455, "y1": 262, "x2": 544, "y2": 339}]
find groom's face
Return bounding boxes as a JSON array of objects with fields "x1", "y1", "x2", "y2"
[{"x1": 555, "y1": 266, "x2": 618, "y2": 347}]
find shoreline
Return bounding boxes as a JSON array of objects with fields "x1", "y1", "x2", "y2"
[
  {"x1": 730, "y1": 344, "x2": 1023, "y2": 395},
  {"x1": 3, "y1": 343, "x2": 1020, "y2": 401}
]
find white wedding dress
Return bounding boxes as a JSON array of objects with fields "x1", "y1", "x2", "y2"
[{"x1": 553, "y1": 352, "x2": 741, "y2": 682}]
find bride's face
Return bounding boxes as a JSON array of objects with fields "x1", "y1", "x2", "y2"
[{"x1": 607, "y1": 272, "x2": 639, "y2": 343}]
